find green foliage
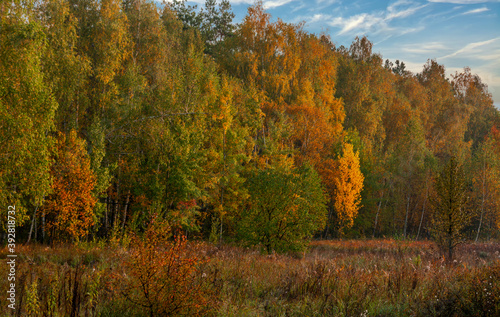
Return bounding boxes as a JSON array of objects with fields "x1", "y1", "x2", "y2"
[
  {"x1": 238, "y1": 163, "x2": 327, "y2": 253},
  {"x1": 1, "y1": 0, "x2": 499, "y2": 245},
  {"x1": 431, "y1": 156, "x2": 471, "y2": 260},
  {"x1": 0, "y1": 13, "x2": 57, "y2": 229}
]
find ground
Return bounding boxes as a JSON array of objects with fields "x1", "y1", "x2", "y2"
[{"x1": 1, "y1": 239, "x2": 499, "y2": 316}]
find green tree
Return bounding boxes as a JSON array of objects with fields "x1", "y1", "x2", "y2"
[
  {"x1": 239, "y1": 163, "x2": 327, "y2": 253},
  {"x1": 388, "y1": 118, "x2": 432, "y2": 238},
  {"x1": 431, "y1": 156, "x2": 470, "y2": 261},
  {"x1": 38, "y1": 0, "x2": 91, "y2": 134},
  {"x1": 0, "y1": 5, "x2": 57, "y2": 230}
]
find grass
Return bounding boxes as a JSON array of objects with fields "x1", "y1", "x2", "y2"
[{"x1": 1, "y1": 239, "x2": 499, "y2": 316}]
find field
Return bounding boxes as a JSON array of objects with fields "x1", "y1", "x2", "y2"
[{"x1": 1, "y1": 238, "x2": 499, "y2": 316}]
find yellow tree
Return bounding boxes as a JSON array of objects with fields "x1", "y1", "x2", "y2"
[{"x1": 332, "y1": 143, "x2": 364, "y2": 232}]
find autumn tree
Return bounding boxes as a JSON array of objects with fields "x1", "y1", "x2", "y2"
[
  {"x1": 201, "y1": 77, "x2": 261, "y2": 243},
  {"x1": 239, "y1": 163, "x2": 327, "y2": 253},
  {"x1": 38, "y1": 0, "x2": 91, "y2": 134},
  {"x1": 0, "y1": 3, "x2": 57, "y2": 231},
  {"x1": 388, "y1": 118, "x2": 433, "y2": 238},
  {"x1": 329, "y1": 142, "x2": 364, "y2": 234},
  {"x1": 489, "y1": 126, "x2": 500, "y2": 235},
  {"x1": 470, "y1": 137, "x2": 500, "y2": 241},
  {"x1": 418, "y1": 60, "x2": 471, "y2": 159},
  {"x1": 431, "y1": 156, "x2": 470, "y2": 261},
  {"x1": 335, "y1": 36, "x2": 389, "y2": 154},
  {"x1": 43, "y1": 131, "x2": 97, "y2": 241},
  {"x1": 452, "y1": 67, "x2": 499, "y2": 149},
  {"x1": 219, "y1": 2, "x2": 344, "y2": 209}
]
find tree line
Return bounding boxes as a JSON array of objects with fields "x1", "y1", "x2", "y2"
[{"x1": 1, "y1": 0, "x2": 499, "y2": 252}]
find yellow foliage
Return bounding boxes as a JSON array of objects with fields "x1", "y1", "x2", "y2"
[{"x1": 333, "y1": 143, "x2": 364, "y2": 231}]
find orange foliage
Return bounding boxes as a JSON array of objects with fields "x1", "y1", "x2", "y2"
[
  {"x1": 119, "y1": 218, "x2": 212, "y2": 316},
  {"x1": 43, "y1": 131, "x2": 97, "y2": 240}
]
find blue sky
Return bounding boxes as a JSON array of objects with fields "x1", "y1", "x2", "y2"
[{"x1": 182, "y1": 0, "x2": 500, "y2": 108}]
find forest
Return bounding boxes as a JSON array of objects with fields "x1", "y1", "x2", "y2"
[{"x1": 1, "y1": 0, "x2": 500, "y2": 315}]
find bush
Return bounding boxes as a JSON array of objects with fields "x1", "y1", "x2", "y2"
[{"x1": 117, "y1": 218, "x2": 213, "y2": 316}]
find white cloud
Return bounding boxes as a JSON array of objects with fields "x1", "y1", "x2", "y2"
[
  {"x1": 428, "y1": 0, "x2": 500, "y2": 4},
  {"x1": 327, "y1": 1, "x2": 427, "y2": 36},
  {"x1": 263, "y1": 0, "x2": 295, "y2": 9},
  {"x1": 166, "y1": 0, "x2": 256, "y2": 5},
  {"x1": 329, "y1": 13, "x2": 386, "y2": 35},
  {"x1": 309, "y1": 13, "x2": 332, "y2": 23},
  {"x1": 402, "y1": 42, "x2": 448, "y2": 54},
  {"x1": 387, "y1": 0, "x2": 426, "y2": 19},
  {"x1": 440, "y1": 37, "x2": 500, "y2": 60},
  {"x1": 462, "y1": 6, "x2": 490, "y2": 14}
]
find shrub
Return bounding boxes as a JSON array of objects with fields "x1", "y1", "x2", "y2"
[{"x1": 118, "y1": 218, "x2": 213, "y2": 316}]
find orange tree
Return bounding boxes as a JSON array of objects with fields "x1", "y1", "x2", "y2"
[{"x1": 43, "y1": 131, "x2": 97, "y2": 241}]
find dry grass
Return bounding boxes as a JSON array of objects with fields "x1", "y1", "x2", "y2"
[{"x1": 1, "y1": 239, "x2": 499, "y2": 316}]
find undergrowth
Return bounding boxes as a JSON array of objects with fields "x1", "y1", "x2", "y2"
[{"x1": 1, "y1": 238, "x2": 499, "y2": 316}]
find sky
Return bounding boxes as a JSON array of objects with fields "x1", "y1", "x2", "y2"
[{"x1": 182, "y1": 0, "x2": 500, "y2": 108}]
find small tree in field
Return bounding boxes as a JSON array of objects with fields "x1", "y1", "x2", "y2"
[
  {"x1": 431, "y1": 156, "x2": 470, "y2": 261},
  {"x1": 239, "y1": 163, "x2": 327, "y2": 253}
]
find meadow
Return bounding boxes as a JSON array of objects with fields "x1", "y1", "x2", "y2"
[{"x1": 1, "y1": 237, "x2": 499, "y2": 316}]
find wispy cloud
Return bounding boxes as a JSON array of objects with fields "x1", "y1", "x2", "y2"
[
  {"x1": 330, "y1": 14, "x2": 384, "y2": 35},
  {"x1": 263, "y1": 0, "x2": 295, "y2": 9},
  {"x1": 169, "y1": 0, "x2": 256, "y2": 5},
  {"x1": 462, "y1": 7, "x2": 490, "y2": 14},
  {"x1": 402, "y1": 42, "x2": 448, "y2": 54},
  {"x1": 309, "y1": 13, "x2": 333, "y2": 23},
  {"x1": 428, "y1": 0, "x2": 500, "y2": 4},
  {"x1": 440, "y1": 37, "x2": 500, "y2": 59},
  {"x1": 327, "y1": 1, "x2": 427, "y2": 35}
]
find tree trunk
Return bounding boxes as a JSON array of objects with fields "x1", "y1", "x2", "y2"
[
  {"x1": 26, "y1": 204, "x2": 39, "y2": 245},
  {"x1": 323, "y1": 205, "x2": 334, "y2": 239},
  {"x1": 403, "y1": 194, "x2": 411, "y2": 239},
  {"x1": 417, "y1": 177, "x2": 429, "y2": 240},
  {"x1": 121, "y1": 190, "x2": 131, "y2": 235},
  {"x1": 42, "y1": 210, "x2": 46, "y2": 243},
  {"x1": 114, "y1": 158, "x2": 121, "y2": 230},
  {"x1": 475, "y1": 162, "x2": 487, "y2": 243},
  {"x1": 34, "y1": 211, "x2": 37, "y2": 241},
  {"x1": 372, "y1": 191, "x2": 384, "y2": 238},
  {"x1": 105, "y1": 194, "x2": 109, "y2": 234},
  {"x1": 220, "y1": 131, "x2": 226, "y2": 245}
]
